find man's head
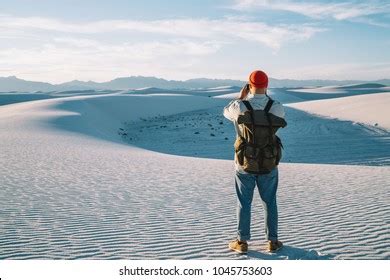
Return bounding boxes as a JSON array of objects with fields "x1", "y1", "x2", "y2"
[{"x1": 248, "y1": 70, "x2": 268, "y2": 94}]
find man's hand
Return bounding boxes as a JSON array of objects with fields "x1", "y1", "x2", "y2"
[{"x1": 238, "y1": 84, "x2": 249, "y2": 100}]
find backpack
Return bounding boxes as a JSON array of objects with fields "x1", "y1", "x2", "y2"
[{"x1": 234, "y1": 98, "x2": 287, "y2": 174}]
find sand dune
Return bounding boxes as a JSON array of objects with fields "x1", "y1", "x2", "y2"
[
  {"x1": 287, "y1": 92, "x2": 390, "y2": 130},
  {"x1": 0, "y1": 92, "x2": 389, "y2": 260},
  {"x1": 288, "y1": 83, "x2": 388, "y2": 94}
]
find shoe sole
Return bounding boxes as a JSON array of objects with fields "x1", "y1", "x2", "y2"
[
  {"x1": 229, "y1": 246, "x2": 248, "y2": 254},
  {"x1": 267, "y1": 246, "x2": 283, "y2": 253}
]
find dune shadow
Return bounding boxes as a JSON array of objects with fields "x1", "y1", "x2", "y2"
[
  {"x1": 246, "y1": 245, "x2": 334, "y2": 260},
  {"x1": 122, "y1": 104, "x2": 389, "y2": 166},
  {"x1": 43, "y1": 92, "x2": 389, "y2": 166},
  {"x1": 0, "y1": 93, "x2": 56, "y2": 106}
]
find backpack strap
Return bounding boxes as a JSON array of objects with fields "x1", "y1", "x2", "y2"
[
  {"x1": 264, "y1": 98, "x2": 274, "y2": 113},
  {"x1": 242, "y1": 100, "x2": 253, "y2": 111},
  {"x1": 264, "y1": 98, "x2": 275, "y2": 147}
]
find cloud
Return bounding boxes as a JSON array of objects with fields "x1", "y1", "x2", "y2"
[
  {"x1": 0, "y1": 15, "x2": 324, "y2": 82},
  {"x1": 0, "y1": 15, "x2": 323, "y2": 49},
  {"x1": 51, "y1": 37, "x2": 222, "y2": 57},
  {"x1": 0, "y1": 40, "x2": 222, "y2": 66},
  {"x1": 0, "y1": 38, "x2": 224, "y2": 82},
  {"x1": 231, "y1": 0, "x2": 390, "y2": 22}
]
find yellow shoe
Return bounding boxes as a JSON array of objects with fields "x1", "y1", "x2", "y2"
[
  {"x1": 229, "y1": 239, "x2": 248, "y2": 254},
  {"x1": 267, "y1": 240, "x2": 283, "y2": 252}
]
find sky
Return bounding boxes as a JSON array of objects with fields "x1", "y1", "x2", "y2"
[{"x1": 0, "y1": 0, "x2": 389, "y2": 83}]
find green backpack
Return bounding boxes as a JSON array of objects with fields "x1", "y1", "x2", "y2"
[{"x1": 234, "y1": 98, "x2": 287, "y2": 174}]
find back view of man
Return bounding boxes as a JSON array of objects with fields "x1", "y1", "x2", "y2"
[{"x1": 223, "y1": 70, "x2": 287, "y2": 254}]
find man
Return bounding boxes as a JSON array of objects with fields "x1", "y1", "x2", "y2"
[{"x1": 223, "y1": 70, "x2": 286, "y2": 254}]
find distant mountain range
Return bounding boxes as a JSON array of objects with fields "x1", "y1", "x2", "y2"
[{"x1": 1, "y1": 75, "x2": 389, "y2": 92}]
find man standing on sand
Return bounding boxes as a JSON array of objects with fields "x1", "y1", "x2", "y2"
[{"x1": 223, "y1": 70, "x2": 286, "y2": 254}]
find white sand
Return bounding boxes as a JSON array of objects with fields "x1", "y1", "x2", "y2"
[
  {"x1": 0, "y1": 92, "x2": 389, "y2": 260},
  {"x1": 288, "y1": 83, "x2": 388, "y2": 94},
  {"x1": 287, "y1": 92, "x2": 390, "y2": 130}
]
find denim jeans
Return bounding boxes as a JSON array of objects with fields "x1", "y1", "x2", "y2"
[{"x1": 235, "y1": 168, "x2": 279, "y2": 242}]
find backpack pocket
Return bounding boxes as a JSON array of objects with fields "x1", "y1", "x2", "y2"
[
  {"x1": 263, "y1": 144, "x2": 277, "y2": 159},
  {"x1": 234, "y1": 137, "x2": 246, "y2": 166},
  {"x1": 244, "y1": 144, "x2": 260, "y2": 159}
]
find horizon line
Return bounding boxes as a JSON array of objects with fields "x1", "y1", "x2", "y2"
[{"x1": 2, "y1": 75, "x2": 390, "y2": 85}]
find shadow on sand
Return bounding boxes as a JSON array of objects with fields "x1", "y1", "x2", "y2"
[
  {"x1": 245, "y1": 245, "x2": 334, "y2": 260},
  {"x1": 48, "y1": 92, "x2": 389, "y2": 166},
  {"x1": 121, "y1": 105, "x2": 389, "y2": 166}
]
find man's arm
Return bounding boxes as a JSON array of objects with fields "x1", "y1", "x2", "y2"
[
  {"x1": 223, "y1": 99, "x2": 242, "y2": 122},
  {"x1": 223, "y1": 86, "x2": 248, "y2": 121}
]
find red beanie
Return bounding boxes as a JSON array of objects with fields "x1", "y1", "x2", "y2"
[{"x1": 249, "y1": 70, "x2": 268, "y2": 88}]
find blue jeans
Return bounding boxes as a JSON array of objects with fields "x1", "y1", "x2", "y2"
[{"x1": 235, "y1": 168, "x2": 279, "y2": 242}]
